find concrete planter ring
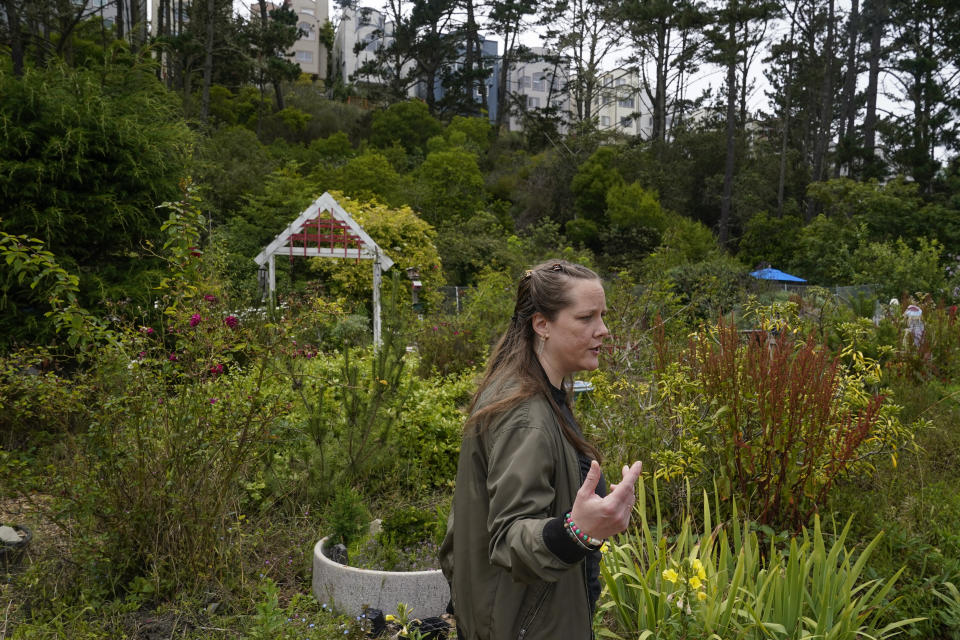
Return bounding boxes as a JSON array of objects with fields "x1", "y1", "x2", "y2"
[
  {"x1": 312, "y1": 536, "x2": 450, "y2": 617},
  {"x1": 0, "y1": 524, "x2": 32, "y2": 569}
]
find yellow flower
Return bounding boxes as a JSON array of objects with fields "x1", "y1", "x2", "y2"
[
  {"x1": 385, "y1": 615, "x2": 396, "y2": 622},
  {"x1": 697, "y1": 591, "x2": 707, "y2": 602},
  {"x1": 688, "y1": 575, "x2": 702, "y2": 589},
  {"x1": 691, "y1": 558, "x2": 703, "y2": 572},
  {"x1": 697, "y1": 566, "x2": 706, "y2": 580},
  {"x1": 600, "y1": 542, "x2": 609, "y2": 553},
  {"x1": 662, "y1": 568, "x2": 679, "y2": 584}
]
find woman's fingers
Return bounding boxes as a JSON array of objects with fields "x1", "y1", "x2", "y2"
[{"x1": 577, "y1": 460, "x2": 602, "y2": 498}]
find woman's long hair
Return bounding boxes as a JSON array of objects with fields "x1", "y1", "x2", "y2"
[{"x1": 465, "y1": 260, "x2": 602, "y2": 462}]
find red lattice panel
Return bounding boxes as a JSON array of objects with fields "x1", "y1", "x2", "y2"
[{"x1": 287, "y1": 211, "x2": 366, "y2": 261}]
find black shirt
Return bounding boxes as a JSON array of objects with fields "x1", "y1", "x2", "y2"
[{"x1": 547, "y1": 380, "x2": 606, "y2": 613}]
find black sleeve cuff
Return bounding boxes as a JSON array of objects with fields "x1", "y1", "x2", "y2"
[{"x1": 543, "y1": 516, "x2": 590, "y2": 564}]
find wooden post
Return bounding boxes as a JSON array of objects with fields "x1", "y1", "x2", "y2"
[
  {"x1": 372, "y1": 249, "x2": 383, "y2": 349},
  {"x1": 268, "y1": 254, "x2": 276, "y2": 307}
]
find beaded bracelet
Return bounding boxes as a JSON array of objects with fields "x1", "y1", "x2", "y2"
[
  {"x1": 564, "y1": 523, "x2": 594, "y2": 551},
  {"x1": 564, "y1": 512, "x2": 603, "y2": 549}
]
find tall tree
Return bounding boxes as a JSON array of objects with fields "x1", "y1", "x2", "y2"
[
  {"x1": 706, "y1": 0, "x2": 776, "y2": 245},
  {"x1": 540, "y1": 0, "x2": 625, "y2": 124},
  {"x1": 883, "y1": 0, "x2": 960, "y2": 193},
  {"x1": 0, "y1": 0, "x2": 95, "y2": 73},
  {"x1": 457, "y1": 0, "x2": 488, "y2": 116},
  {"x1": 623, "y1": 0, "x2": 707, "y2": 143},
  {"x1": 806, "y1": 0, "x2": 836, "y2": 219},
  {"x1": 201, "y1": 0, "x2": 218, "y2": 122},
  {"x1": 487, "y1": 0, "x2": 538, "y2": 135},
  {"x1": 833, "y1": 0, "x2": 860, "y2": 177},
  {"x1": 766, "y1": 0, "x2": 801, "y2": 217},
  {"x1": 860, "y1": 0, "x2": 887, "y2": 178},
  {"x1": 407, "y1": 0, "x2": 458, "y2": 113},
  {"x1": 0, "y1": 0, "x2": 26, "y2": 75}
]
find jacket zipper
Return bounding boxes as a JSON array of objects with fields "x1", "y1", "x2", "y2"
[
  {"x1": 582, "y1": 559, "x2": 593, "y2": 639},
  {"x1": 517, "y1": 584, "x2": 551, "y2": 639}
]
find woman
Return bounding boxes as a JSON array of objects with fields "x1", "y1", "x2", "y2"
[{"x1": 439, "y1": 260, "x2": 643, "y2": 640}]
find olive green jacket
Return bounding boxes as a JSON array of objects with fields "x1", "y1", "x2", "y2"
[{"x1": 439, "y1": 385, "x2": 593, "y2": 640}]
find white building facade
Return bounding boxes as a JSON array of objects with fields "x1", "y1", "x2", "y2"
[
  {"x1": 333, "y1": 5, "x2": 417, "y2": 94},
  {"x1": 592, "y1": 69, "x2": 654, "y2": 137},
  {"x1": 506, "y1": 47, "x2": 570, "y2": 132},
  {"x1": 286, "y1": 0, "x2": 328, "y2": 78}
]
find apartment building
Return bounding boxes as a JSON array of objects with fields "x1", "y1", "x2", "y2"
[
  {"x1": 333, "y1": 5, "x2": 419, "y2": 93},
  {"x1": 591, "y1": 69, "x2": 653, "y2": 137},
  {"x1": 285, "y1": 0, "x2": 328, "y2": 78},
  {"x1": 506, "y1": 47, "x2": 570, "y2": 132},
  {"x1": 412, "y1": 37, "x2": 501, "y2": 123}
]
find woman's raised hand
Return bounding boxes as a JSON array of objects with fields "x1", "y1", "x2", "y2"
[{"x1": 569, "y1": 460, "x2": 642, "y2": 541}]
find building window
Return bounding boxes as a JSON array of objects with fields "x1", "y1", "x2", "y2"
[
  {"x1": 296, "y1": 50, "x2": 313, "y2": 63},
  {"x1": 615, "y1": 77, "x2": 626, "y2": 86},
  {"x1": 601, "y1": 115, "x2": 610, "y2": 126},
  {"x1": 301, "y1": 8, "x2": 314, "y2": 15},
  {"x1": 528, "y1": 96, "x2": 541, "y2": 108},
  {"x1": 532, "y1": 73, "x2": 546, "y2": 91},
  {"x1": 620, "y1": 116, "x2": 632, "y2": 129},
  {"x1": 299, "y1": 22, "x2": 315, "y2": 40},
  {"x1": 618, "y1": 96, "x2": 634, "y2": 109}
]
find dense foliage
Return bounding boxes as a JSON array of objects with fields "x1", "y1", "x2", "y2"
[{"x1": 2, "y1": 3, "x2": 960, "y2": 638}]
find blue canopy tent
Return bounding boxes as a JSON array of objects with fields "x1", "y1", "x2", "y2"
[
  {"x1": 749, "y1": 267, "x2": 806, "y2": 283},
  {"x1": 749, "y1": 267, "x2": 807, "y2": 291}
]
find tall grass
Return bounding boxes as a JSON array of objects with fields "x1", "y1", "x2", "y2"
[{"x1": 599, "y1": 477, "x2": 923, "y2": 639}]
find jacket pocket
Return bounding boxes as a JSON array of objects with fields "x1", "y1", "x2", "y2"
[{"x1": 516, "y1": 582, "x2": 553, "y2": 640}]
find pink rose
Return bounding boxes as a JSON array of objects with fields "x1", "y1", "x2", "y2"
[
  {"x1": 189, "y1": 314, "x2": 202, "y2": 327},
  {"x1": 224, "y1": 315, "x2": 239, "y2": 328}
]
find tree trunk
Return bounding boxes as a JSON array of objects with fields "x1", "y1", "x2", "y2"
[
  {"x1": 256, "y1": 0, "x2": 268, "y2": 132},
  {"x1": 494, "y1": 25, "x2": 518, "y2": 135},
  {"x1": 1, "y1": 0, "x2": 25, "y2": 76},
  {"x1": 776, "y1": 13, "x2": 797, "y2": 218},
  {"x1": 117, "y1": 0, "x2": 125, "y2": 41},
  {"x1": 654, "y1": 18, "x2": 668, "y2": 143},
  {"x1": 862, "y1": 0, "x2": 885, "y2": 176},
  {"x1": 834, "y1": 0, "x2": 859, "y2": 177},
  {"x1": 719, "y1": 3, "x2": 737, "y2": 247},
  {"x1": 807, "y1": 0, "x2": 835, "y2": 221},
  {"x1": 463, "y1": 0, "x2": 479, "y2": 116},
  {"x1": 156, "y1": 0, "x2": 166, "y2": 82},
  {"x1": 200, "y1": 0, "x2": 216, "y2": 123},
  {"x1": 129, "y1": 0, "x2": 143, "y2": 51}
]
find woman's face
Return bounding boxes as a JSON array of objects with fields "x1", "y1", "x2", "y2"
[{"x1": 535, "y1": 278, "x2": 609, "y2": 387}]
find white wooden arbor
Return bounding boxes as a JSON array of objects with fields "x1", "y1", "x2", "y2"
[{"x1": 254, "y1": 192, "x2": 394, "y2": 346}]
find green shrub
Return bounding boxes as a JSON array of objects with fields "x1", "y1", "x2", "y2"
[
  {"x1": 391, "y1": 369, "x2": 472, "y2": 490},
  {"x1": 31, "y1": 190, "x2": 291, "y2": 596},
  {"x1": 0, "y1": 348, "x2": 94, "y2": 449},
  {"x1": 325, "y1": 486, "x2": 369, "y2": 547},
  {"x1": 681, "y1": 319, "x2": 911, "y2": 530},
  {"x1": 414, "y1": 319, "x2": 482, "y2": 377},
  {"x1": 379, "y1": 506, "x2": 434, "y2": 550},
  {"x1": 415, "y1": 268, "x2": 514, "y2": 377}
]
